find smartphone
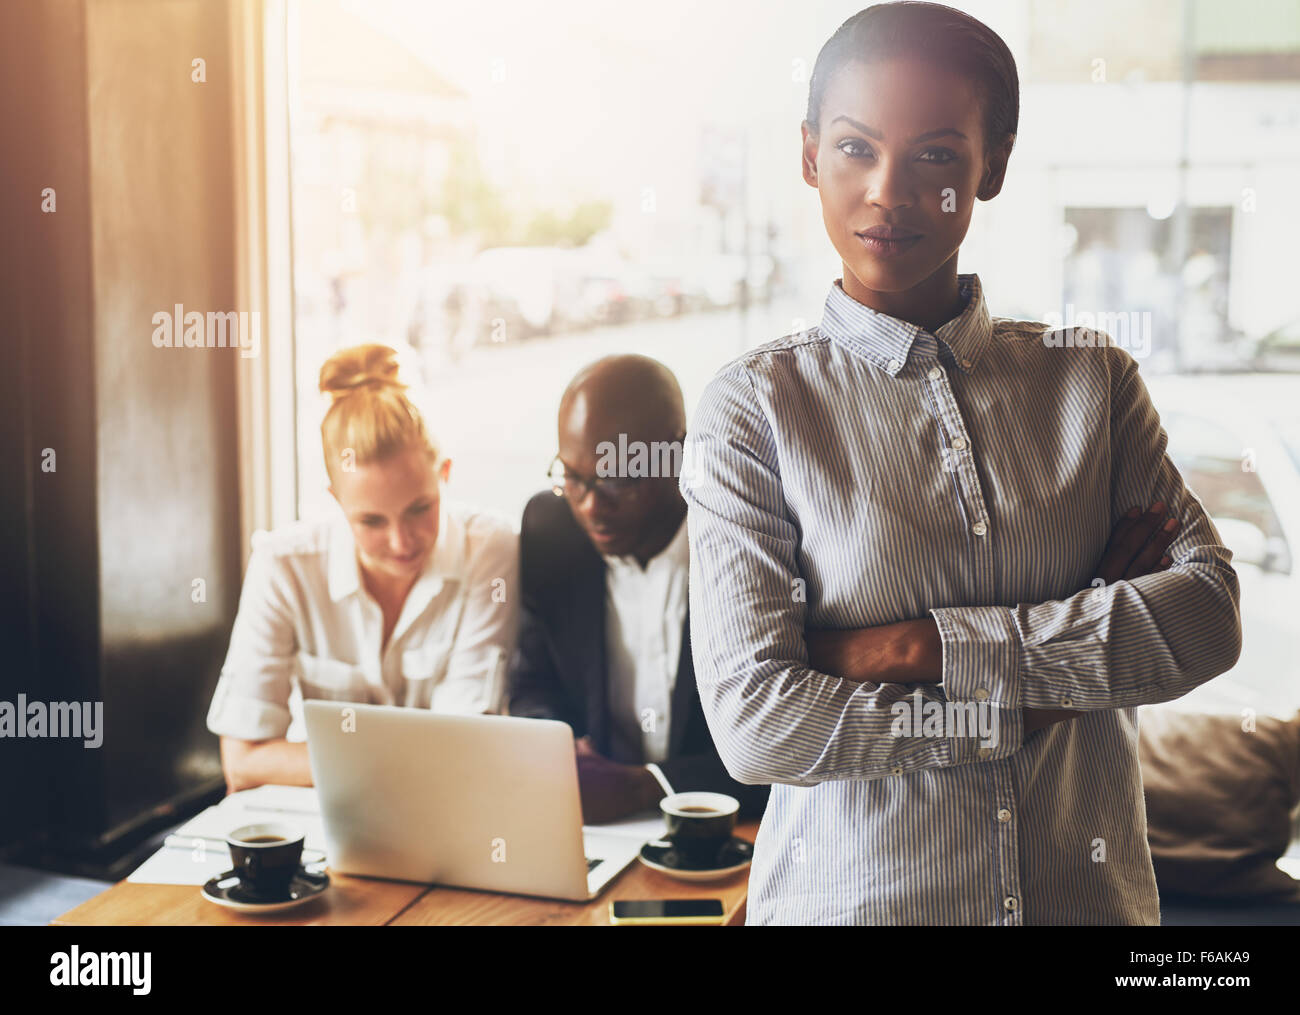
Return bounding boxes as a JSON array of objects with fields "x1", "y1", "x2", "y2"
[{"x1": 609, "y1": 899, "x2": 726, "y2": 926}]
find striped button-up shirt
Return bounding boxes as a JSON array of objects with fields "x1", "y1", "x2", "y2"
[{"x1": 679, "y1": 272, "x2": 1242, "y2": 925}]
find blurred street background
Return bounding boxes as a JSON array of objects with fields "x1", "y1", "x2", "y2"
[{"x1": 284, "y1": 0, "x2": 1300, "y2": 717}]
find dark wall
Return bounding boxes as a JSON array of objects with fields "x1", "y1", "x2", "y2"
[
  {"x1": 1, "y1": 0, "x2": 242, "y2": 857},
  {"x1": 1, "y1": 0, "x2": 102, "y2": 854}
]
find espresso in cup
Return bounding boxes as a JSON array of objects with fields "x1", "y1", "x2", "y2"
[
  {"x1": 226, "y1": 823, "x2": 305, "y2": 897},
  {"x1": 660, "y1": 792, "x2": 739, "y2": 865}
]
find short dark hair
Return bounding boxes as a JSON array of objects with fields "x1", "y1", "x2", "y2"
[{"x1": 804, "y1": 2, "x2": 1019, "y2": 155}]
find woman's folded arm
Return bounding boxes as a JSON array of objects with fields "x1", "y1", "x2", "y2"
[
  {"x1": 681, "y1": 367, "x2": 1025, "y2": 787},
  {"x1": 929, "y1": 348, "x2": 1242, "y2": 712}
]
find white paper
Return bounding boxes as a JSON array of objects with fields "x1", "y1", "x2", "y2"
[
  {"x1": 224, "y1": 784, "x2": 323, "y2": 817},
  {"x1": 583, "y1": 808, "x2": 667, "y2": 844},
  {"x1": 127, "y1": 785, "x2": 327, "y2": 886},
  {"x1": 126, "y1": 843, "x2": 241, "y2": 886},
  {"x1": 129, "y1": 787, "x2": 667, "y2": 885}
]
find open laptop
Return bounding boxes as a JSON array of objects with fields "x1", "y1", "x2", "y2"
[{"x1": 303, "y1": 700, "x2": 644, "y2": 901}]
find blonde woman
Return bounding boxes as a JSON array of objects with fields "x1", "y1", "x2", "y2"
[{"x1": 207, "y1": 344, "x2": 519, "y2": 792}]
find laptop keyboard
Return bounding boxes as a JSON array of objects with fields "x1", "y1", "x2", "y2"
[{"x1": 585, "y1": 856, "x2": 604, "y2": 872}]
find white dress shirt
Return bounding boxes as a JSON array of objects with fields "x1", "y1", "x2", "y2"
[
  {"x1": 206, "y1": 497, "x2": 519, "y2": 742},
  {"x1": 601, "y1": 514, "x2": 690, "y2": 791}
]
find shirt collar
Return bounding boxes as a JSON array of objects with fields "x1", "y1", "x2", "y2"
[
  {"x1": 601, "y1": 511, "x2": 689, "y2": 575},
  {"x1": 819, "y1": 272, "x2": 992, "y2": 377},
  {"x1": 327, "y1": 497, "x2": 464, "y2": 603}
]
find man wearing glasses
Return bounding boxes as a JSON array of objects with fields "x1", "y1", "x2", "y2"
[{"x1": 507, "y1": 355, "x2": 768, "y2": 823}]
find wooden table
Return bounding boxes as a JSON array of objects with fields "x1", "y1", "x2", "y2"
[{"x1": 52, "y1": 820, "x2": 759, "y2": 926}]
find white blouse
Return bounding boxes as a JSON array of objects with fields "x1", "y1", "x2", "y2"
[{"x1": 206, "y1": 498, "x2": 519, "y2": 743}]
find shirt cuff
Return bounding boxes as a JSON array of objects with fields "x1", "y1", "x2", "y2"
[
  {"x1": 644, "y1": 763, "x2": 675, "y2": 798},
  {"x1": 929, "y1": 605, "x2": 1024, "y2": 763},
  {"x1": 206, "y1": 673, "x2": 292, "y2": 741}
]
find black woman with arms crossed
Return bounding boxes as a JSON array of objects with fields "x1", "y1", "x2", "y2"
[{"x1": 680, "y1": 2, "x2": 1241, "y2": 925}]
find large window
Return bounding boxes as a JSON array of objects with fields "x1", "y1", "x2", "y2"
[
  {"x1": 274, "y1": 0, "x2": 1300, "y2": 716},
  {"x1": 1148, "y1": 388, "x2": 1300, "y2": 717}
]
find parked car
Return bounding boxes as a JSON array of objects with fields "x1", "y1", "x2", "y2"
[
  {"x1": 1142, "y1": 373, "x2": 1300, "y2": 719},
  {"x1": 468, "y1": 246, "x2": 568, "y2": 340},
  {"x1": 570, "y1": 273, "x2": 631, "y2": 328},
  {"x1": 1250, "y1": 318, "x2": 1300, "y2": 373}
]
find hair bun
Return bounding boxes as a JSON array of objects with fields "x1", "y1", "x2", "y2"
[{"x1": 319, "y1": 344, "x2": 405, "y2": 402}]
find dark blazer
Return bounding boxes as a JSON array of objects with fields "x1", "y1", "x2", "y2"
[{"x1": 507, "y1": 490, "x2": 769, "y2": 819}]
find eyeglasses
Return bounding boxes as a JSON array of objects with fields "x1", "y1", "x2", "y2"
[
  {"x1": 547, "y1": 435, "x2": 686, "y2": 505},
  {"x1": 547, "y1": 455, "x2": 643, "y2": 505}
]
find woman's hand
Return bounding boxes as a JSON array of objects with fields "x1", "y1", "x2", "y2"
[
  {"x1": 1024, "y1": 502, "x2": 1182, "y2": 737},
  {"x1": 806, "y1": 619, "x2": 941, "y2": 684},
  {"x1": 1092, "y1": 502, "x2": 1180, "y2": 584},
  {"x1": 805, "y1": 503, "x2": 1182, "y2": 719},
  {"x1": 219, "y1": 736, "x2": 313, "y2": 794}
]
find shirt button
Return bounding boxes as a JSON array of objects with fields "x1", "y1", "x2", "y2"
[
  {"x1": 891, "y1": 766, "x2": 903, "y2": 777},
  {"x1": 1062, "y1": 697, "x2": 1074, "y2": 708},
  {"x1": 927, "y1": 366, "x2": 942, "y2": 380},
  {"x1": 1004, "y1": 896, "x2": 1019, "y2": 912},
  {"x1": 977, "y1": 747, "x2": 992, "y2": 759},
  {"x1": 887, "y1": 358, "x2": 902, "y2": 372},
  {"x1": 951, "y1": 436, "x2": 967, "y2": 451},
  {"x1": 997, "y1": 808, "x2": 1012, "y2": 822},
  {"x1": 972, "y1": 521, "x2": 987, "y2": 536},
  {"x1": 974, "y1": 687, "x2": 990, "y2": 701},
  {"x1": 961, "y1": 358, "x2": 972, "y2": 369}
]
